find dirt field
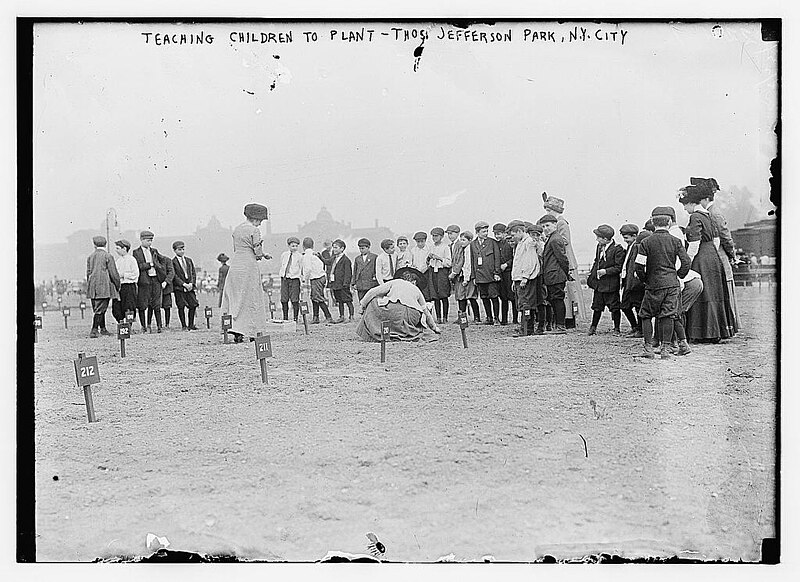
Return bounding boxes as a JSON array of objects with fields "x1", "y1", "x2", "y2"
[{"x1": 31, "y1": 285, "x2": 777, "y2": 562}]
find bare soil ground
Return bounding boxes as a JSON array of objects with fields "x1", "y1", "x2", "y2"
[{"x1": 31, "y1": 286, "x2": 777, "y2": 562}]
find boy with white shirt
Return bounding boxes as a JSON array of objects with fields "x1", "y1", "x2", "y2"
[
  {"x1": 375, "y1": 239, "x2": 397, "y2": 285},
  {"x1": 508, "y1": 221, "x2": 543, "y2": 337},
  {"x1": 427, "y1": 227, "x2": 452, "y2": 324},
  {"x1": 280, "y1": 236, "x2": 302, "y2": 321},
  {"x1": 113, "y1": 239, "x2": 139, "y2": 324},
  {"x1": 300, "y1": 237, "x2": 334, "y2": 324},
  {"x1": 395, "y1": 235, "x2": 413, "y2": 269}
]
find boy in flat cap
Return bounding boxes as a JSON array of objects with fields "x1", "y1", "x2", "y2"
[
  {"x1": 538, "y1": 215, "x2": 570, "y2": 333},
  {"x1": 216, "y1": 253, "x2": 230, "y2": 308},
  {"x1": 133, "y1": 230, "x2": 167, "y2": 333},
  {"x1": 329, "y1": 239, "x2": 354, "y2": 322},
  {"x1": 86, "y1": 236, "x2": 121, "y2": 338},
  {"x1": 619, "y1": 224, "x2": 646, "y2": 337},
  {"x1": 410, "y1": 232, "x2": 433, "y2": 303},
  {"x1": 300, "y1": 237, "x2": 334, "y2": 324},
  {"x1": 509, "y1": 221, "x2": 543, "y2": 336},
  {"x1": 446, "y1": 225, "x2": 461, "y2": 251},
  {"x1": 112, "y1": 239, "x2": 139, "y2": 325},
  {"x1": 280, "y1": 236, "x2": 303, "y2": 321},
  {"x1": 586, "y1": 224, "x2": 625, "y2": 335},
  {"x1": 470, "y1": 221, "x2": 502, "y2": 325},
  {"x1": 172, "y1": 241, "x2": 200, "y2": 330},
  {"x1": 395, "y1": 235, "x2": 413, "y2": 269},
  {"x1": 634, "y1": 210, "x2": 692, "y2": 359},
  {"x1": 449, "y1": 230, "x2": 481, "y2": 322},
  {"x1": 427, "y1": 227, "x2": 452, "y2": 324},
  {"x1": 494, "y1": 222, "x2": 517, "y2": 325},
  {"x1": 351, "y1": 238, "x2": 379, "y2": 306}
]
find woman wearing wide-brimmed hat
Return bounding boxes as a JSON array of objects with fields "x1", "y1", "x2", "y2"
[
  {"x1": 220, "y1": 204, "x2": 272, "y2": 342},
  {"x1": 355, "y1": 267, "x2": 441, "y2": 342},
  {"x1": 678, "y1": 184, "x2": 736, "y2": 342}
]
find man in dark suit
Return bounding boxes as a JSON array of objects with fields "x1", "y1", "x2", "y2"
[
  {"x1": 351, "y1": 238, "x2": 379, "y2": 305},
  {"x1": 586, "y1": 224, "x2": 626, "y2": 335},
  {"x1": 538, "y1": 214, "x2": 570, "y2": 333},
  {"x1": 172, "y1": 240, "x2": 200, "y2": 330},
  {"x1": 133, "y1": 230, "x2": 167, "y2": 333},
  {"x1": 470, "y1": 221, "x2": 502, "y2": 325}
]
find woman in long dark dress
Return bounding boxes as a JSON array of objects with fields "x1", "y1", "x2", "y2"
[{"x1": 679, "y1": 185, "x2": 735, "y2": 342}]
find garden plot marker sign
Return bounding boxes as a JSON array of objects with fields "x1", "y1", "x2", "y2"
[
  {"x1": 255, "y1": 332, "x2": 272, "y2": 384},
  {"x1": 300, "y1": 301, "x2": 310, "y2": 335},
  {"x1": 222, "y1": 313, "x2": 232, "y2": 344},
  {"x1": 79, "y1": 300, "x2": 87, "y2": 319},
  {"x1": 73, "y1": 352, "x2": 100, "y2": 423},
  {"x1": 34, "y1": 314, "x2": 42, "y2": 342},
  {"x1": 458, "y1": 312, "x2": 469, "y2": 348},
  {"x1": 62, "y1": 306, "x2": 70, "y2": 329},
  {"x1": 117, "y1": 322, "x2": 131, "y2": 357},
  {"x1": 380, "y1": 321, "x2": 390, "y2": 363},
  {"x1": 204, "y1": 306, "x2": 213, "y2": 329}
]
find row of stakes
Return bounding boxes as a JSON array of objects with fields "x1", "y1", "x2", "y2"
[{"x1": 36, "y1": 298, "x2": 478, "y2": 424}]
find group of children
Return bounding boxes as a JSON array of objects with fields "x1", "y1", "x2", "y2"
[{"x1": 84, "y1": 230, "x2": 201, "y2": 337}]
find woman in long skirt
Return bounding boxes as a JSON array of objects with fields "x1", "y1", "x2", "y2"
[
  {"x1": 356, "y1": 267, "x2": 441, "y2": 342},
  {"x1": 679, "y1": 185, "x2": 735, "y2": 342},
  {"x1": 221, "y1": 204, "x2": 272, "y2": 342}
]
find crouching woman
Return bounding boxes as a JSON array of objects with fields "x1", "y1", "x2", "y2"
[{"x1": 356, "y1": 267, "x2": 442, "y2": 342}]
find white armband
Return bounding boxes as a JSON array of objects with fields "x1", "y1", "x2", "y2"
[{"x1": 634, "y1": 253, "x2": 647, "y2": 265}]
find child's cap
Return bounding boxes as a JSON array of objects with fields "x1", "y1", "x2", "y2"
[
  {"x1": 507, "y1": 220, "x2": 526, "y2": 232},
  {"x1": 474, "y1": 220, "x2": 490, "y2": 231},
  {"x1": 92, "y1": 235, "x2": 107, "y2": 247},
  {"x1": 115, "y1": 239, "x2": 131, "y2": 251},
  {"x1": 396, "y1": 235, "x2": 408, "y2": 243},
  {"x1": 287, "y1": 236, "x2": 300, "y2": 245},
  {"x1": 619, "y1": 224, "x2": 639, "y2": 236},
  {"x1": 140, "y1": 230, "x2": 155, "y2": 240},
  {"x1": 217, "y1": 253, "x2": 230, "y2": 262},
  {"x1": 537, "y1": 214, "x2": 557, "y2": 225},
  {"x1": 528, "y1": 224, "x2": 543, "y2": 235},
  {"x1": 460, "y1": 230, "x2": 474, "y2": 241},
  {"x1": 635, "y1": 231, "x2": 651, "y2": 244},
  {"x1": 332, "y1": 239, "x2": 346, "y2": 249},
  {"x1": 380, "y1": 239, "x2": 394, "y2": 251},
  {"x1": 413, "y1": 231, "x2": 427, "y2": 241},
  {"x1": 172, "y1": 240, "x2": 185, "y2": 250},
  {"x1": 651, "y1": 206, "x2": 676, "y2": 221},
  {"x1": 430, "y1": 227, "x2": 445, "y2": 237},
  {"x1": 357, "y1": 238, "x2": 371, "y2": 247},
  {"x1": 592, "y1": 225, "x2": 614, "y2": 239},
  {"x1": 492, "y1": 222, "x2": 507, "y2": 233},
  {"x1": 445, "y1": 224, "x2": 461, "y2": 234}
]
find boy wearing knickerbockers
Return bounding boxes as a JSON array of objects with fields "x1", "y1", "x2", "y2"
[
  {"x1": 470, "y1": 221, "x2": 502, "y2": 325},
  {"x1": 133, "y1": 230, "x2": 167, "y2": 333},
  {"x1": 586, "y1": 224, "x2": 625, "y2": 335},
  {"x1": 494, "y1": 222, "x2": 517, "y2": 325},
  {"x1": 427, "y1": 227, "x2": 452, "y2": 324},
  {"x1": 538, "y1": 215, "x2": 569, "y2": 334},
  {"x1": 619, "y1": 224, "x2": 647, "y2": 337},
  {"x1": 329, "y1": 239, "x2": 354, "y2": 323},
  {"x1": 172, "y1": 240, "x2": 200, "y2": 331}
]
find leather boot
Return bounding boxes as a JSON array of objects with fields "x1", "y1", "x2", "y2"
[
  {"x1": 677, "y1": 339, "x2": 692, "y2": 356},
  {"x1": 588, "y1": 325, "x2": 597, "y2": 336}
]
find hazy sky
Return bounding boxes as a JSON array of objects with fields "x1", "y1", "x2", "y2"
[{"x1": 32, "y1": 20, "x2": 777, "y2": 259}]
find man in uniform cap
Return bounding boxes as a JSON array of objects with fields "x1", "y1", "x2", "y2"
[
  {"x1": 133, "y1": 230, "x2": 167, "y2": 333},
  {"x1": 493, "y1": 222, "x2": 516, "y2": 325},
  {"x1": 470, "y1": 220, "x2": 502, "y2": 324},
  {"x1": 587, "y1": 224, "x2": 625, "y2": 335},
  {"x1": 86, "y1": 235, "x2": 120, "y2": 338}
]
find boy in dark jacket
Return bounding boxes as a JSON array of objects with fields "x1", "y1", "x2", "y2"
[
  {"x1": 329, "y1": 239, "x2": 355, "y2": 323},
  {"x1": 494, "y1": 222, "x2": 517, "y2": 325},
  {"x1": 470, "y1": 220, "x2": 502, "y2": 325},
  {"x1": 133, "y1": 230, "x2": 167, "y2": 333},
  {"x1": 633, "y1": 209, "x2": 692, "y2": 359},
  {"x1": 351, "y1": 238, "x2": 379, "y2": 304},
  {"x1": 587, "y1": 224, "x2": 626, "y2": 335},
  {"x1": 86, "y1": 235, "x2": 121, "y2": 338},
  {"x1": 538, "y1": 214, "x2": 570, "y2": 333},
  {"x1": 619, "y1": 225, "x2": 647, "y2": 337},
  {"x1": 172, "y1": 241, "x2": 200, "y2": 330}
]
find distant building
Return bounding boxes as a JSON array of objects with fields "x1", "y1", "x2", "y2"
[
  {"x1": 730, "y1": 218, "x2": 777, "y2": 258},
  {"x1": 34, "y1": 208, "x2": 394, "y2": 281}
]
